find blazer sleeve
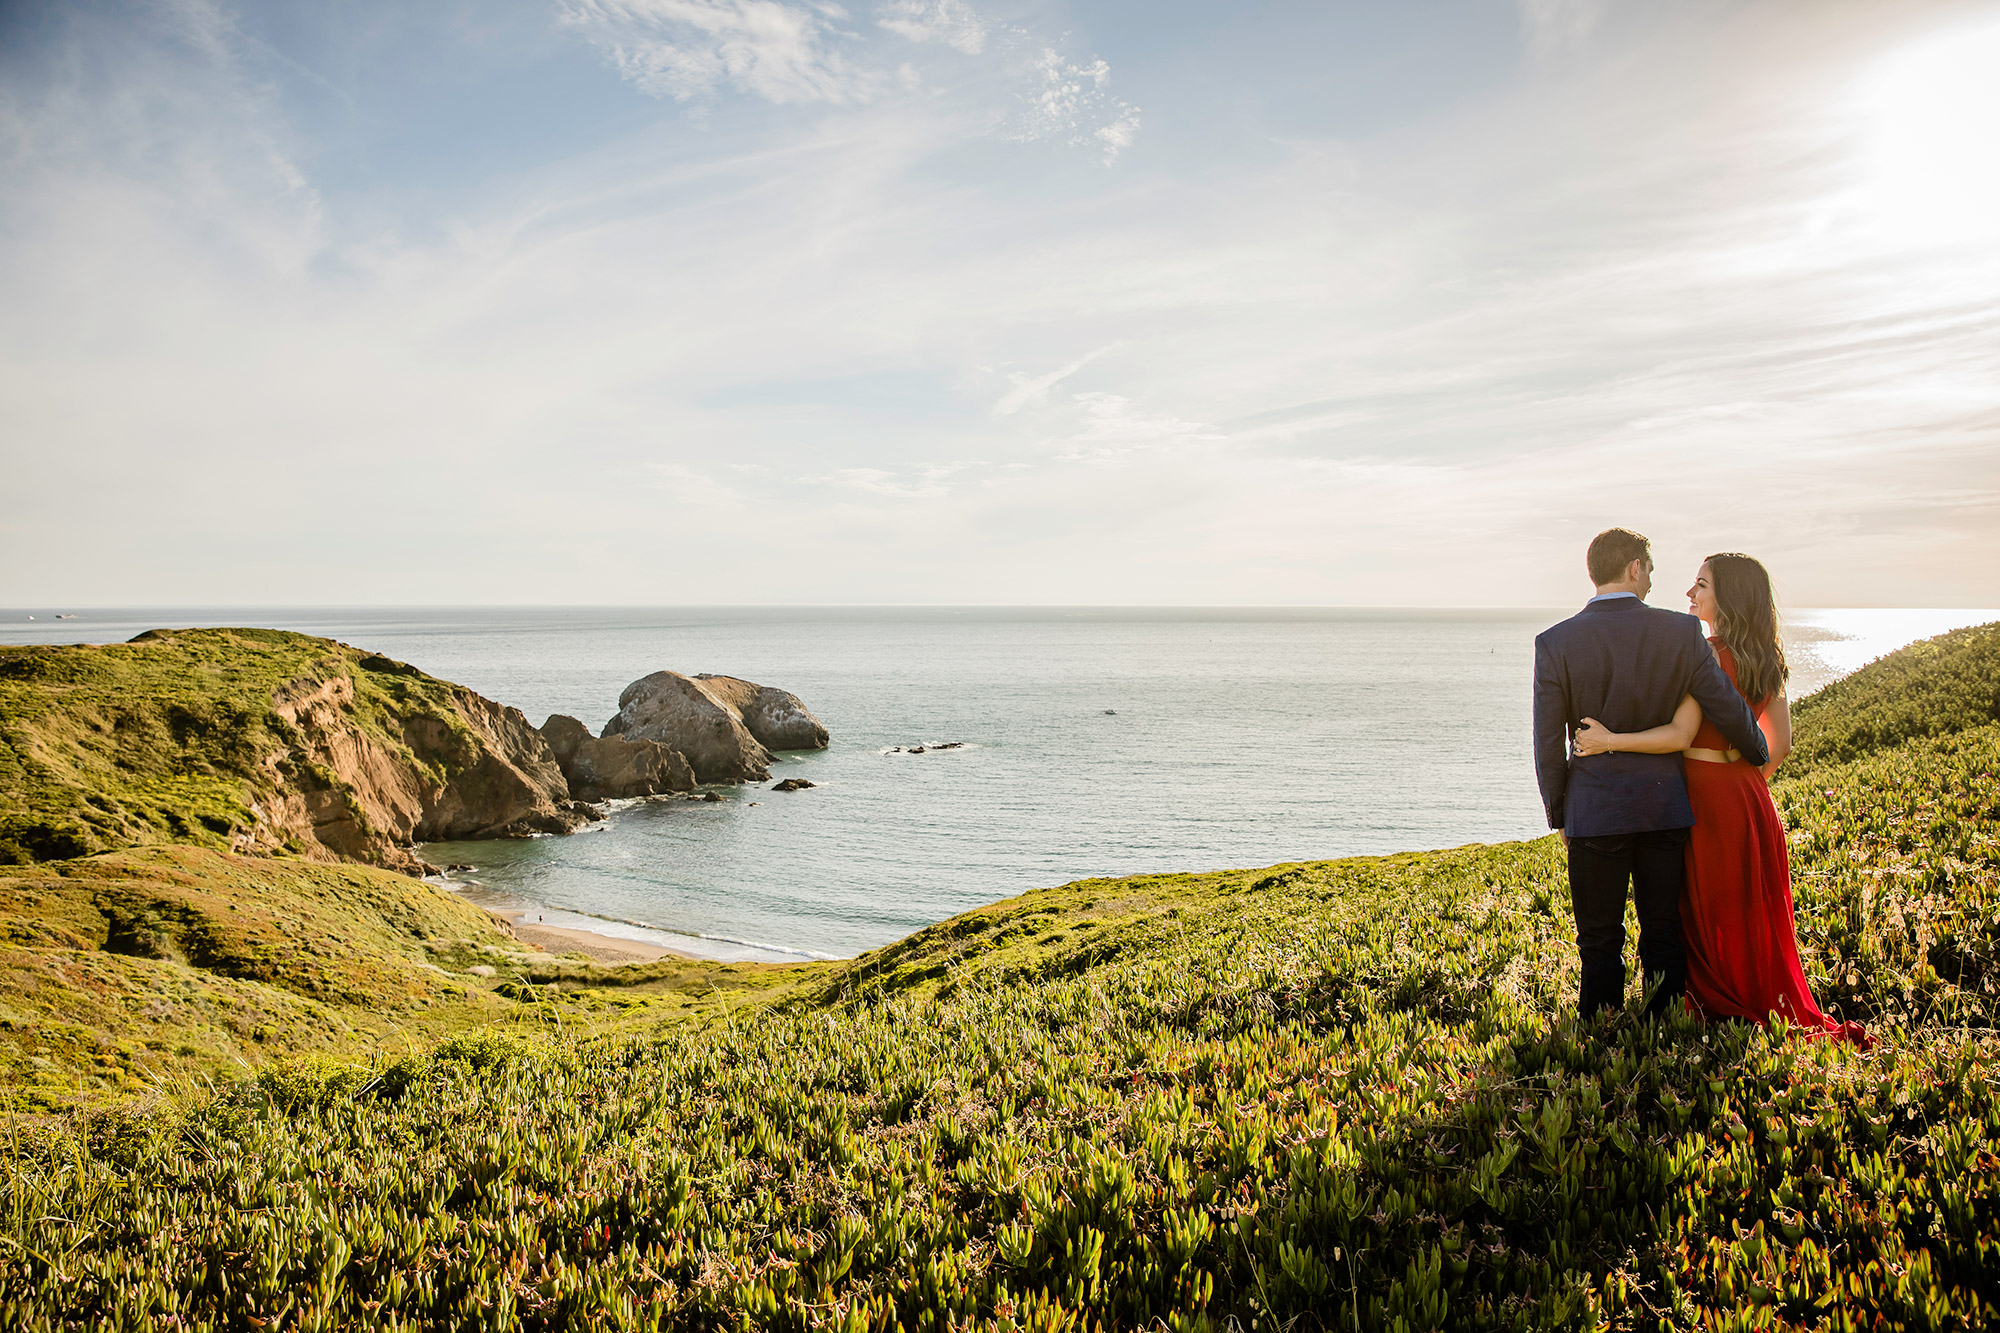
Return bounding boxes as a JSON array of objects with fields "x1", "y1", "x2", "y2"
[
  {"x1": 1683, "y1": 621, "x2": 1772, "y2": 766},
  {"x1": 1531, "y1": 635, "x2": 1571, "y2": 829}
]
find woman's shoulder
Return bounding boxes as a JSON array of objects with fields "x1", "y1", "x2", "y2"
[
  {"x1": 1708, "y1": 639, "x2": 1774, "y2": 712},
  {"x1": 1707, "y1": 638, "x2": 1754, "y2": 693}
]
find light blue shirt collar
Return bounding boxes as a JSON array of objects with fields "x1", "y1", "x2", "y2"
[{"x1": 1587, "y1": 591, "x2": 1640, "y2": 604}]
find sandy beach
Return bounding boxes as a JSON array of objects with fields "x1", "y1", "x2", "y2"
[{"x1": 501, "y1": 914, "x2": 686, "y2": 964}]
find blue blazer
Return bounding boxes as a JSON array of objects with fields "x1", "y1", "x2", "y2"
[{"x1": 1533, "y1": 597, "x2": 1770, "y2": 837}]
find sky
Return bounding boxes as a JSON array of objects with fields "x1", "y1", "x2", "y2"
[{"x1": 3, "y1": 0, "x2": 1999, "y2": 607}]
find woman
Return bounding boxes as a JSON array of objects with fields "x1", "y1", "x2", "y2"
[{"x1": 1572, "y1": 554, "x2": 1868, "y2": 1046}]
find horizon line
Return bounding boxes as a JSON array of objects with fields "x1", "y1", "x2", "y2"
[{"x1": 7, "y1": 602, "x2": 2000, "y2": 614}]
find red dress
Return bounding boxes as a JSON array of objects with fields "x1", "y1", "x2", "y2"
[{"x1": 1682, "y1": 641, "x2": 1869, "y2": 1046}]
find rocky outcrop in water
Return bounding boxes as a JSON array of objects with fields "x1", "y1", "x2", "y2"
[
  {"x1": 603, "y1": 672, "x2": 773, "y2": 784},
  {"x1": 694, "y1": 675, "x2": 830, "y2": 751},
  {"x1": 539, "y1": 714, "x2": 696, "y2": 800}
]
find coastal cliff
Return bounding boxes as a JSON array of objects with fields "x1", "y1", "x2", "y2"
[{"x1": 0, "y1": 628, "x2": 595, "y2": 874}]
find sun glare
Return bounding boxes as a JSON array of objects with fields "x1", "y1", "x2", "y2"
[{"x1": 1853, "y1": 15, "x2": 2000, "y2": 247}]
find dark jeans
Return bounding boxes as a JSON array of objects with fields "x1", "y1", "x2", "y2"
[{"x1": 1567, "y1": 826, "x2": 1690, "y2": 1018}]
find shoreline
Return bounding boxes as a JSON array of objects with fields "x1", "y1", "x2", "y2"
[
  {"x1": 444, "y1": 878, "x2": 826, "y2": 965},
  {"x1": 497, "y1": 910, "x2": 692, "y2": 964}
]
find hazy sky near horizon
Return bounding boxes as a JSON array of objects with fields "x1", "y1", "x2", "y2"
[{"x1": 4, "y1": 0, "x2": 2000, "y2": 607}]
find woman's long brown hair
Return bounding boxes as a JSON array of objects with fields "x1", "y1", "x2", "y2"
[{"x1": 1705, "y1": 552, "x2": 1789, "y2": 705}]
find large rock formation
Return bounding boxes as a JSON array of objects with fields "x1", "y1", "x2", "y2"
[
  {"x1": 259, "y1": 663, "x2": 594, "y2": 873},
  {"x1": 695, "y1": 675, "x2": 830, "y2": 751},
  {"x1": 0, "y1": 629, "x2": 595, "y2": 875},
  {"x1": 539, "y1": 714, "x2": 696, "y2": 800},
  {"x1": 603, "y1": 672, "x2": 773, "y2": 784},
  {"x1": 411, "y1": 689, "x2": 590, "y2": 841}
]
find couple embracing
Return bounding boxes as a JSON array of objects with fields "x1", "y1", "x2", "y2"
[{"x1": 1533, "y1": 527, "x2": 1868, "y2": 1045}]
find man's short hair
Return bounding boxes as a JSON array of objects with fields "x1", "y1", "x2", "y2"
[{"x1": 1586, "y1": 528, "x2": 1651, "y2": 585}]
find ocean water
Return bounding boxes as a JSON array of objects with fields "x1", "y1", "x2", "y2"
[{"x1": 5, "y1": 606, "x2": 1993, "y2": 961}]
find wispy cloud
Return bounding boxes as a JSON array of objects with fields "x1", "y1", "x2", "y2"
[
  {"x1": 876, "y1": 0, "x2": 985, "y2": 55},
  {"x1": 158, "y1": 0, "x2": 238, "y2": 66},
  {"x1": 558, "y1": 0, "x2": 1140, "y2": 163},
  {"x1": 991, "y1": 345, "x2": 1115, "y2": 416},
  {"x1": 1516, "y1": 0, "x2": 1606, "y2": 56},
  {"x1": 1054, "y1": 393, "x2": 1225, "y2": 461},
  {"x1": 649, "y1": 462, "x2": 749, "y2": 511},
  {"x1": 806, "y1": 464, "x2": 968, "y2": 499},
  {"x1": 1008, "y1": 48, "x2": 1141, "y2": 164},
  {"x1": 557, "y1": 0, "x2": 872, "y2": 104},
  {"x1": 4, "y1": 1, "x2": 1997, "y2": 606}
]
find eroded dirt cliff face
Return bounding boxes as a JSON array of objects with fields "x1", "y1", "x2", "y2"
[
  {"x1": 411, "y1": 688, "x2": 587, "y2": 841},
  {"x1": 255, "y1": 663, "x2": 593, "y2": 871},
  {"x1": 263, "y1": 674, "x2": 430, "y2": 868},
  {"x1": 0, "y1": 629, "x2": 592, "y2": 873}
]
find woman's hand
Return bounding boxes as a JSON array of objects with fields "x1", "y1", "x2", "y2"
[
  {"x1": 1572, "y1": 717, "x2": 1615, "y2": 756},
  {"x1": 1575, "y1": 695, "x2": 1701, "y2": 759}
]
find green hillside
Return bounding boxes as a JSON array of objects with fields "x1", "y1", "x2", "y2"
[
  {"x1": 1, "y1": 629, "x2": 423, "y2": 862},
  {"x1": 0, "y1": 848, "x2": 807, "y2": 1111},
  {"x1": 0, "y1": 847, "x2": 519, "y2": 1105},
  {"x1": 4, "y1": 625, "x2": 1999, "y2": 1330},
  {"x1": 0, "y1": 628, "x2": 581, "y2": 872},
  {"x1": 1785, "y1": 621, "x2": 2000, "y2": 768}
]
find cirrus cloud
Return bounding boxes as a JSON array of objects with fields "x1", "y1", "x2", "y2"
[
  {"x1": 557, "y1": 0, "x2": 873, "y2": 104},
  {"x1": 876, "y1": 0, "x2": 985, "y2": 55},
  {"x1": 558, "y1": 0, "x2": 1141, "y2": 161}
]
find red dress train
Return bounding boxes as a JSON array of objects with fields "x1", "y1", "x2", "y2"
[{"x1": 1682, "y1": 641, "x2": 1870, "y2": 1047}]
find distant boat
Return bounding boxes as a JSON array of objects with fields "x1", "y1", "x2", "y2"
[{"x1": 55, "y1": 613, "x2": 77, "y2": 619}]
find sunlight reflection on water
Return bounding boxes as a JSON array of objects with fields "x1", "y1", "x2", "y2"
[{"x1": 1783, "y1": 608, "x2": 1999, "y2": 697}]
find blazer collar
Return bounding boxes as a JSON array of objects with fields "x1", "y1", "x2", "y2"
[{"x1": 1583, "y1": 596, "x2": 1645, "y2": 613}]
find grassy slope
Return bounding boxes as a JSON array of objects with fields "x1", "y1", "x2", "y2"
[
  {"x1": 1772, "y1": 623, "x2": 2000, "y2": 1034},
  {"x1": 1785, "y1": 622, "x2": 2000, "y2": 769},
  {"x1": 3, "y1": 625, "x2": 1998, "y2": 1330},
  {"x1": 0, "y1": 628, "x2": 485, "y2": 864},
  {"x1": 0, "y1": 847, "x2": 510, "y2": 1107},
  {"x1": 0, "y1": 848, "x2": 810, "y2": 1112}
]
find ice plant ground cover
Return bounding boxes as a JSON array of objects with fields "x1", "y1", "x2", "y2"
[{"x1": 3, "y1": 625, "x2": 1999, "y2": 1330}]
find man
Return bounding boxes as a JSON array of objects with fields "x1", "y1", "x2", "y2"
[{"x1": 1533, "y1": 528, "x2": 1769, "y2": 1019}]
